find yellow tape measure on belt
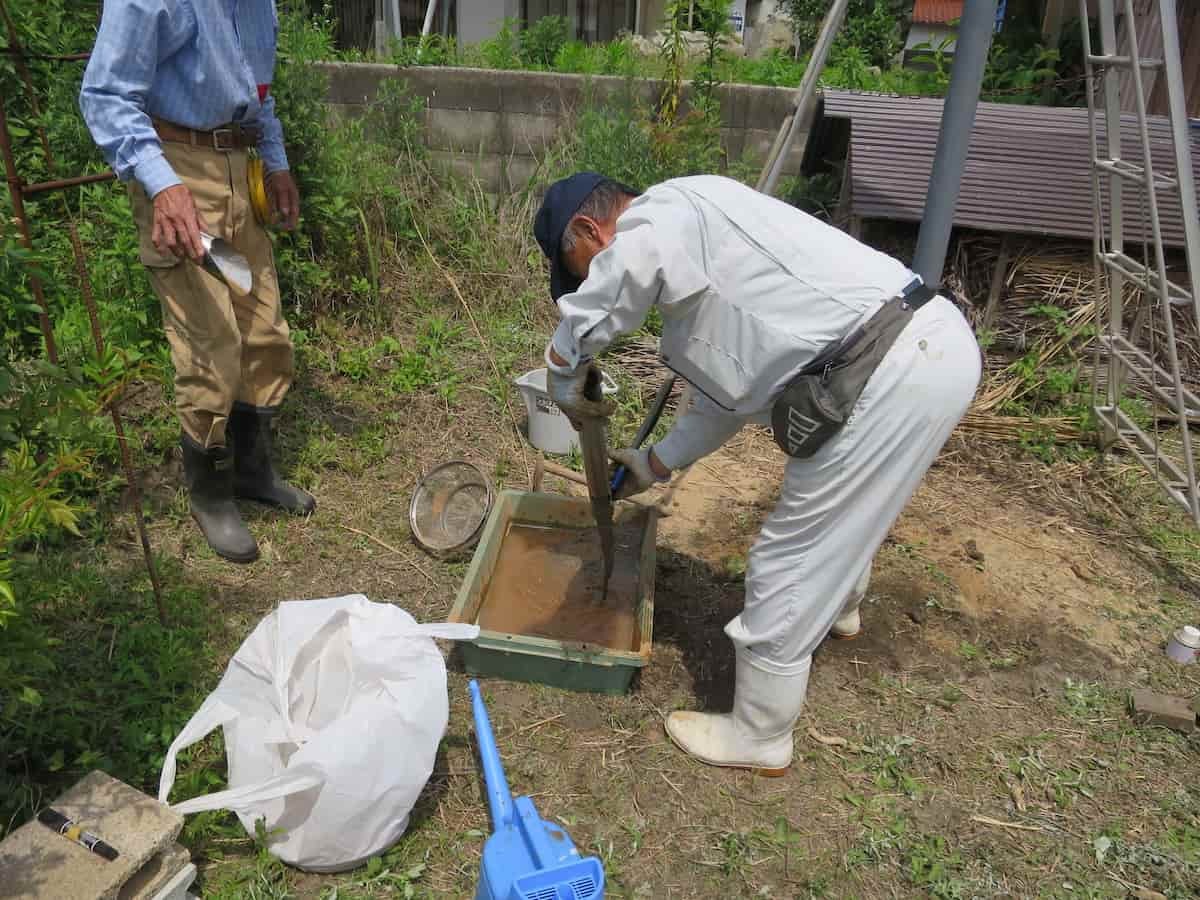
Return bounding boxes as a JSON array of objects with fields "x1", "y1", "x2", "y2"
[{"x1": 247, "y1": 156, "x2": 271, "y2": 226}]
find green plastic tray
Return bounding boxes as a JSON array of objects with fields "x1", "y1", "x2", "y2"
[{"x1": 448, "y1": 490, "x2": 657, "y2": 695}]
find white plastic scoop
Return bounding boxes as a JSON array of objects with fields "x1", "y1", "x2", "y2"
[{"x1": 198, "y1": 232, "x2": 252, "y2": 296}]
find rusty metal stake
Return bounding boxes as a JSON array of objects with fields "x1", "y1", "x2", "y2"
[
  {"x1": 0, "y1": 99, "x2": 58, "y2": 364},
  {"x1": 22, "y1": 171, "x2": 116, "y2": 196},
  {"x1": 1, "y1": 0, "x2": 167, "y2": 625}
]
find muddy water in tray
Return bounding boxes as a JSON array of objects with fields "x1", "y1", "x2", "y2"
[{"x1": 477, "y1": 522, "x2": 642, "y2": 651}]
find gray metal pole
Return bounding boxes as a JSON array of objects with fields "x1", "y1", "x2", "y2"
[
  {"x1": 1159, "y1": 0, "x2": 1200, "y2": 330},
  {"x1": 912, "y1": 0, "x2": 999, "y2": 288},
  {"x1": 421, "y1": 0, "x2": 439, "y2": 37},
  {"x1": 758, "y1": 0, "x2": 851, "y2": 195}
]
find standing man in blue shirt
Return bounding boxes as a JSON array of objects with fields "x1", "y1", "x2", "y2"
[{"x1": 81, "y1": 0, "x2": 314, "y2": 564}]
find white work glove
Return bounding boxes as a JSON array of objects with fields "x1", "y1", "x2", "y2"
[
  {"x1": 609, "y1": 447, "x2": 670, "y2": 501},
  {"x1": 545, "y1": 352, "x2": 614, "y2": 425}
]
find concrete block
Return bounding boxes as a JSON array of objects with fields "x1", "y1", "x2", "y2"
[
  {"x1": 737, "y1": 126, "x2": 805, "y2": 175},
  {"x1": 147, "y1": 864, "x2": 195, "y2": 900},
  {"x1": 721, "y1": 127, "x2": 747, "y2": 165},
  {"x1": 118, "y1": 845, "x2": 191, "y2": 900},
  {"x1": 499, "y1": 70, "x2": 589, "y2": 116},
  {"x1": 319, "y1": 62, "x2": 403, "y2": 106},
  {"x1": 740, "y1": 82, "x2": 799, "y2": 132},
  {"x1": 425, "y1": 108, "x2": 503, "y2": 153},
  {"x1": 780, "y1": 137, "x2": 806, "y2": 176},
  {"x1": 715, "y1": 84, "x2": 747, "y2": 129},
  {"x1": 430, "y1": 150, "x2": 505, "y2": 194},
  {"x1": 405, "y1": 66, "x2": 502, "y2": 112},
  {"x1": 325, "y1": 103, "x2": 364, "y2": 124},
  {"x1": 0, "y1": 771, "x2": 184, "y2": 900},
  {"x1": 504, "y1": 113, "x2": 560, "y2": 155},
  {"x1": 741, "y1": 127, "x2": 778, "y2": 165},
  {"x1": 1131, "y1": 689, "x2": 1196, "y2": 733},
  {"x1": 502, "y1": 154, "x2": 542, "y2": 193},
  {"x1": 319, "y1": 65, "x2": 814, "y2": 180}
]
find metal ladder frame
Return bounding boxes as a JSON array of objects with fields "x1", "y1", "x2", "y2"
[{"x1": 1080, "y1": 0, "x2": 1200, "y2": 524}]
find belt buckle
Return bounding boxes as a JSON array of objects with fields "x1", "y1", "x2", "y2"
[{"x1": 211, "y1": 127, "x2": 234, "y2": 151}]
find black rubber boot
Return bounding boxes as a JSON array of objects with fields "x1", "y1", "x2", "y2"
[
  {"x1": 229, "y1": 403, "x2": 316, "y2": 515},
  {"x1": 181, "y1": 436, "x2": 259, "y2": 564}
]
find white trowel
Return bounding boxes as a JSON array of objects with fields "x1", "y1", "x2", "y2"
[{"x1": 198, "y1": 232, "x2": 252, "y2": 297}]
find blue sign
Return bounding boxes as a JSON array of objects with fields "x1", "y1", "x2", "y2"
[{"x1": 995, "y1": 0, "x2": 1008, "y2": 33}]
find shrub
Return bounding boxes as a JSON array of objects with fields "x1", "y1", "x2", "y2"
[
  {"x1": 785, "y1": 0, "x2": 907, "y2": 67},
  {"x1": 520, "y1": 15, "x2": 569, "y2": 68}
]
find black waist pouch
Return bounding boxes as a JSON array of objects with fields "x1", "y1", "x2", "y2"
[{"x1": 771, "y1": 285, "x2": 933, "y2": 459}]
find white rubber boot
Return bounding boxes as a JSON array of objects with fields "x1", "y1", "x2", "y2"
[
  {"x1": 830, "y1": 564, "x2": 872, "y2": 640},
  {"x1": 831, "y1": 608, "x2": 861, "y2": 639},
  {"x1": 666, "y1": 652, "x2": 810, "y2": 776}
]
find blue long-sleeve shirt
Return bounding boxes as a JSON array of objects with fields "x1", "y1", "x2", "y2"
[{"x1": 80, "y1": 0, "x2": 288, "y2": 198}]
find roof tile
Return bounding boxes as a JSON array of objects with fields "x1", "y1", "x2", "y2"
[{"x1": 912, "y1": 0, "x2": 964, "y2": 24}]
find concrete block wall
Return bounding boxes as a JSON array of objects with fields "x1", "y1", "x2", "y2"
[{"x1": 320, "y1": 63, "x2": 806, "y2": 194}]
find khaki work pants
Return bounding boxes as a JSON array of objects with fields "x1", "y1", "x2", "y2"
[{"x1": 130, "y1": 141, "x2": 294, "y2": 448}]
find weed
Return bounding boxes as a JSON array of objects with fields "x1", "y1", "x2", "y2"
[
  {"x1": 1062, "y1": 678, "x2": 1109, "y2": 720},
  {"x1": 989, "y1": 648, "x2": 1021, "y2": 670},
  {"x1": 1050, "y1": 765, "x2": 1095, "y2": 807},
  {"x1": 294, "y1": 423, "x2": 341, "y2": 484},
  {"x1": 939, "y1": 684, "x2": 965, "y2": 707},
  {"x1": 845, "y1": 812, "x2": 907, "y2": 867},
  {"x1": 857, "y1": 734, "x2": 921, "y2": 797},
  {"x1": 957, "y1": 640, "x2": 982, "y2": 662},
  {"x1": 796, "y1": 875, "x2": 832, "y2": 898},
  {"x1": 906, "y1": 834, "x2": 968, "y2": 899},
  {"x1": 715, "y1": 829, "x2": 753, "y2": 877},
  {"x1": 518, "y1": 15, "x2": 569, "y2": 68},
  {"x1": 0, "y1": 553, "x2": 216, "y2": 832},
  {"x1": 752, "y1": 816, "x2": 803, "y2": 859},
  {"x1": 621, "y1": 820, "x2": 644, "y2": 854}
]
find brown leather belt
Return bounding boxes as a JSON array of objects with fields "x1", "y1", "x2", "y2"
[{"x1": 153, "y1": 118, "x2": 261, "y2": 151}]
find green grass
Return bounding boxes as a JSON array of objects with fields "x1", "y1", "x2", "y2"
[{"x1": 0, "y1": 551, "x2": 220, "y2": 832}]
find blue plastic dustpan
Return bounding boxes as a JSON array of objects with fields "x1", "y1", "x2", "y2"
[{"x1": 470, "y1": 680, "x2": 605, "y2": 900}]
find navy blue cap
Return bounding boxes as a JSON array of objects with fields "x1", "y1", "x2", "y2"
[{"x1": 534, "y1": 172, "x2": 606, "y2": 301}]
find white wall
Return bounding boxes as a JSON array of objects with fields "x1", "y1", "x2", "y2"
[
  {"x1": 457, "y1": 0, "x2": 521, "y2": 45},
  {"x1": 744, "y1": 0, "x2": 794, "y2": 56}
]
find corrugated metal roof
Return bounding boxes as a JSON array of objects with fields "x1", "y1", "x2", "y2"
[
  {"x1": 912, "y1": 0, "x2": 963, "y2": 25},
  {"x1": 820, "y1": 90, "x2": 1200, "y2": 248}
]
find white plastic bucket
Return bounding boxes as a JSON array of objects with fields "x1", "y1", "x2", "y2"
[{"x1": 514, "y1": 367, "x2": 618, "y2": 455}]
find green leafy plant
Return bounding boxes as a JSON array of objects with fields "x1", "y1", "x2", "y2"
[
  {"x1": 785, "y1": 0, "x2": 905, "y2": 67},
  {"x1": 519, "y1": 15, "x2": 569, "y2": 68},
  {"x1": 984, "y1": 44, "x2": 1061, "y2": 104},
  {"x1": 0, "y1": 554, "x2": 214, "y2": 832},
  {"x1": 478, "y1": 19, "x2": 522, "y2": 70},
  {"x1": 858, "y1": 734, "x2": 921, "y2": 797},
  {"x1": 0, "y1": 441, "x2": 84, "y2": 622}
]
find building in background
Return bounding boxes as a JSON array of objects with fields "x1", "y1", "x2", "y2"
[
  {"x1": 322, "y1": 0, "x2": 1199, "y2": 100},
  {"x1": 903, "y1": 0, "x2": 963, "y2": 64},
  {"x1": 326, "y1": 0, "x2": 777, "y2": 54}
]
